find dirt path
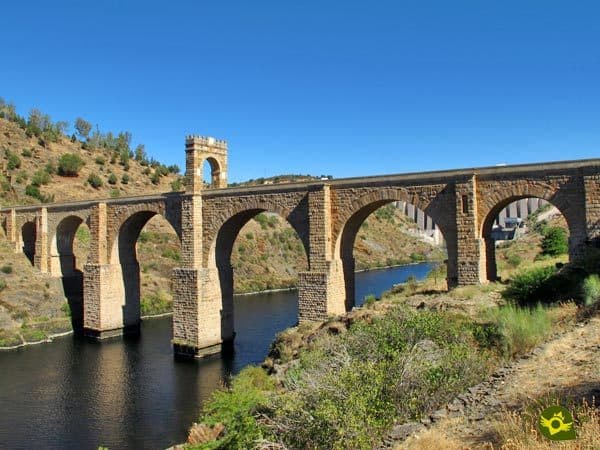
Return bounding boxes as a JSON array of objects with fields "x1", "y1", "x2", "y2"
[{"x1": 392, "y1": 316, "x2": 600, "y2": 449}]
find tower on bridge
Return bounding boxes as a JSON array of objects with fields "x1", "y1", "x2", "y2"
[{"x1": 185, "y1": 135, "x2": 228, "y2": 192}]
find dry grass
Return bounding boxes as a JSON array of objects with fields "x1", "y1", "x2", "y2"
[
  {"x1": 495, "y1": 398, "x2": 600, "y2": 449},
  {"x1": 397, "y1": 425, "x2": 469, "y2": 450}
]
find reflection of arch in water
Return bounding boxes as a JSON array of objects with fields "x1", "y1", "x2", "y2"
[{"x1": 21, "y1": 221, "x2": 36, "y2": 266}]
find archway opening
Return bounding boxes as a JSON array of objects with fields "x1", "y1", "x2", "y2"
[
  {"x1": 212, "y1": 209, "x2": 309, "y2": 353},
  {"x1": 21, "y1": 221, "x2": 36, "y2": 265},
  {"x1": 481, "y1": 197, "x2": 571, "y2": 282},
  {"x1": 111, "y1": 212, "x2": 181, "y2": 334},
  {"x1": 337, "y1": 201, "x2": 447, "y2": 310},
  {"x1": 51, "y1": 215, "x2": 90, "y2": 331},
  {"x1": 203, "y1": 157, "x2": 221, "y2": 188}
]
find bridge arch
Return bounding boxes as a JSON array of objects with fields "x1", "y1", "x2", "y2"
[
  {"x1": 21, "y1": 221, "x2": 36, "y2": 265},
  {"x1": 334, "y1": 189, "x2": 449, "y2": 310},
  {"x1": 203, "y1": 157, "x2": 223, "y2": 188},
  {"x1": 49, "y1": 214, "x2": 90, "y2": 330},
  {"x1": 205, "y1": 204, "x2": 309, "y2": 340},
  {"x1": 108, "y1": 210, "x2": 182, "y2": 334}
]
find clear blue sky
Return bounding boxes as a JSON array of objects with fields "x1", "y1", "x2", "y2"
[{"x1": 1, "y1": 1, "x2": 599, "y2": 182}]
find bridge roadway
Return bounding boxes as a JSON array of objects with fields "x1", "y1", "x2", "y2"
[{"x1": 1, "y1": 135, "x2": 599, "y2": 358}]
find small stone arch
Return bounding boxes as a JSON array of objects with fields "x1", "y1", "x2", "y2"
[
  {"x1": 203, "y1": 157, "x2": 223, "y2": 188},
  {"x1": 21, "y1": 221, "x2": 36, "y2": 265},
  {"x1": 478, "y1": 181, "x2": 582, "y2": 281}
]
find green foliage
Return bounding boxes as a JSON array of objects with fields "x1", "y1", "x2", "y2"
[
  {"x1": 31, "y1": 169, "x2": 51, "y2": 187},
  {"x1": 61, "y1": 302, "x2": 72, "y2": 318},
  {"x1": 107, "y1": 173, "x2": 117, "y2": 185},
  {"x1": 541, "y1": 226, "x2": 568, "y2": 256},
  {"x1": 506, "y1": 253, "x2": 522, "y2": 268},
  {"x1": 141, "y1": 290, "x2": 172, "y2": 316},
  {"x1": 245, "y1": 232, "x2": 254, "y2": 240},
  {"x1": 95, "y1": 156, "x2": 106, "y2": 165},
  {"x1": 44, "y1": 160, "x2": 57, "y2": 175},
  {"x1": 5, "y1": 149, "x2": 21, "y2": 170},
  {"x1": 58, "y1": 153, "x2": 84, "y2": 176},
  {"x1": 1, "y1": 264, "x2": 13, "y2": 274},
  {"x1": 255, "y1": 213, "x2": 279, "y2": 230},
  {"x1": 504, "y1": 265, "x2": 557, "y2": 305},
  {"x1": 363, "y1": 293, "x2": 377, "y2": 308},
  {"x1": 409, "y1": 252, "x2": 425, "y2": 262},
  {"x1": 583, "y1": 274, "x2": 600, "y2": 307},
  {"x1": 161, "y1": 248, "x2": 181, "y2": 262},
  {"x1": 193, "y1": 366, "x2": 275, "y2": 450},
  {"x1": 21, "y1": 148, "x2": 32, "y2": 157},
  {"x1": 121, "y1": 174, "x2": 130, "y2": 184},
  {"x1": 480, "y1": 304, "x2": 552, "y2": 357},
  {"x1": 87, "y1": 172, "x2": 103, "y2": 189},
  {"x1": 74, "y1": 117, "x2": 92, "y2": 139},
  {"x1": 110, "y1": 189, "x2": 120, "y2": 198},
  {"x1": 170, "y1": 178, "x2": 183, "y2": 191},
  {"x1": 373, "y1": 203, "x2": 396, "y2": 223},
  {"x1": 75, "y1": 226, "x2": 90, "y2": 245},
  {"x1": 150, "y1": 170, "x2": 160, "y2": 185}
]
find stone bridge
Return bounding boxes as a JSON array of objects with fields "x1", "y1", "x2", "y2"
[{"x1": 1, "y1": 136, "x2": 599, "y2": 358}]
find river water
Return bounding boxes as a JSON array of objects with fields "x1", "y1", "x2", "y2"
[{"x1": 0, "y1": 262, "x2": 434, "y2": 450}]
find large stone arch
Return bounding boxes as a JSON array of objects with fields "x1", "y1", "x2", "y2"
[
  {"x1": 203, "y1": 156, "x2": 223, "y2": 188},
  {"x1": 477, "y1": 178, "x2": 584, "y2": 281},
  {"x1": 105, "y1": 208, "x2": 182, "y2": 334},
  {"x1": 203, "y1": 201, "x2": 310, "y2": 341},
  {"x1": 333, "y1": 187, "x2": 451, "y2": 309}
]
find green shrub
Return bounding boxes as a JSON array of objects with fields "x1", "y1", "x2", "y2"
[
  {"x1": 504, "y1": 265, "x2": 557, "y2": 306},
  {"x1": 61, "y1": 302, "x2": 71, "y2": 318},
  {"x1": 31, "y1": 169, "x2": 51, "y2": 187},
  {"x1": 196, "y1": 366, "x2": 275, "y2": 450},
  {"x1": 541, "y1": 226, "x2": 568, "y2": 256},
  {"x1": 1, "y1": 265, "x2": 12, "y2": 274},
  {"x1": 363, "y1": 293, "x2": 377, "y2": 308},
  {"x1": 482, "y1": 304, "x2": 552, "y2": 357},
  {"x1": 121, "y1": 174, "x2": 130, "y2": 185},
  {"x1": 15, "y1": 171, "x2": 28, "y2": 184},
  {"x1": 506, "y1": 254, "x2": 522, "y2": 268},
  {"x1": 110, "y1": 189, "x2": 120, "y2": 198},
  {"x1": 25, "y1": 184, "x2": 42, "y2": 199},
  {"x1": 409, "y1": 252, "x2": 425, "y2": 262},
  {"x1": 170, "y1": 178, "x2": 183, "y2": 191},
  {"x1": 58, "y1": 153, "x2": 84, "y2": 176},
  {"x1": 107, "y1": 173, "x2": 117, "y2": 185},
  {"x1": 21, "y1": 148, "x2": 32, "y2": 157},
  {"x1": 583, "y1": 274, "x2": 600, "y2": 307},
  {"x1": 150, "y1": 171, "x2": 160, "y2": 185},
  {"x1": 95, "y1": 156, "x2": 106, "y2": 165},
  {"x1": 87, "y1": 173, "x2": 103, "y2": 188},
  {"x1": 161, "y1": 248, "x2": 181, "y2": 262},
  {"x1": 44, "y1": 160, "x2": 57, "y2": 175},
  {"x1": 5, "y1": 149, "x2": 21, "y2": 170},
  {"x1": 75, "y1": 226, "x2": 90, "y2": 244},
  {"x1": 141, "y1": 290, "x2": 172, "y2": 315}
]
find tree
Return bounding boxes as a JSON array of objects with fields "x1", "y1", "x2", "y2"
[
  {"x1": 58, "y1": 153, "x2": 85, "y2": 176},
  {"x1": 541, "y1": 226, "x2": 568, "y2": 256},
  {"x1": 74, "y1": 118, "x2": 92, "y2": 139},
  {"x1": 134, "y1": 144, "x2": 146, "y2": 162}
]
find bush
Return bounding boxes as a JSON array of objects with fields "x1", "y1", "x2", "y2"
[
  {"x1": 58, "y1": 153, "x2": 84, "y2": 176},
  {"x1": 583, "y1": 274, "x2": 600, "y2": 307},
  {"x1": 25, "y1": 184, "x2": 41, "y2": 199},
  {"x1": 541, "y1": 226, "x2": 568, "y2": 256},
  {"x1": 141, "y1": 290, "x2": 172, "y2": 316},
  {"x1": 5, "y1": 150, "x2": 21, "y2": 170},
  {"x1": 44, "y1": 160, "x2": 57, "y2": 175},
  {"x1": 506, "y1": 253, "x2": 522, "y2": 268},
  {"x1": 0, "y1": 280, "x2": 6, "y2": 292},
  {"x1": 480, "y1": 304, "x2": 552, "y2": 357},
  {"x1": 121, "y1": 174, "x2": 130, "y2": 184},
  {"x1": 170, "y1": 178, "x2": 183, "y2": 191},
  {"x1": 110, "y1": 189, "x2": 120, "y2": 198},
  {"x1": 87, "y1": 173, "x2": 103, "y2": 189},
  {"x1": 31, "y1": 170, "x2": 51, "y2": 187},
  {"x1": 504, "y1": 265, "x2": 557, "y2": 306},
  {"x1": 107, "y1": 173, "x2": 117, "y2": 185},
  {"x1": 1, "y1": 264, "x2": 13, "y2": 274},
  {"x1": 95, "y1": 156, "x2": 106, "y2": 165},
  {"x1": 21, "y1": 148, "x2": 32, "y2": 157},
  {"x1": 150, "y1": 171, "x2": 160, "y2": 185},
  {"x1": 161, "y1": 248, "x2": 181, "y2": 262}
]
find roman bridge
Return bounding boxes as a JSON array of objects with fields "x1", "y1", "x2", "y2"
[{"x1": 1, "y1": 136, "x2": 600, "y2": 358}]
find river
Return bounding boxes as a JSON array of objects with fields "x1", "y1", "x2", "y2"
[{"x1": 0, "y1": 262, "x2": 435, "y2": 450}]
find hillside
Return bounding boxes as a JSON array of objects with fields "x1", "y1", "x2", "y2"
[{"x1": 0, "y1": 108, "x2": 443, "y2": 347}]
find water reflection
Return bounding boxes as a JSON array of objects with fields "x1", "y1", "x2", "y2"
[{"x1": 0, "y1": 263, "x2": 434, "y2": 450}]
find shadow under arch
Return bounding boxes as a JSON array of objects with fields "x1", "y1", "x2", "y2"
[
  {"x1": 208, "y1": 208, "x2": 309, "y2": 343},
  {"x1": 21, "y1": 221, "x2": 36, "y2": 265},
  {"x1": 335, "y1": 198, "x2": 448, "y2": 310},
  {"x1": 110, "y1": 211, "x2": 182, "y2": 335},
  {"x1": 480, "y1": 195, "x2": 575, "y2": 281},
  {"x1": 50, "y1": 215, "x2": 88, "y2": 331}
]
